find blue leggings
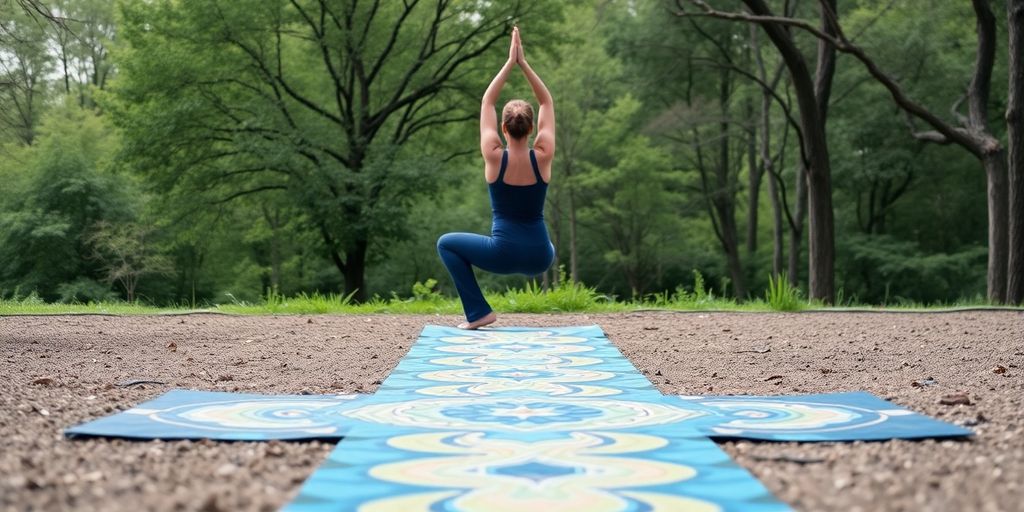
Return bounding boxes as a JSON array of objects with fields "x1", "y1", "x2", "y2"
[{"x1": 437, "y1": 232, "x2": 554, "y2": 322}]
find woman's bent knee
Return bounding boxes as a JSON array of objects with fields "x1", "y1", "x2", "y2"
[{"x1": 437, "y1": 233, "x2": 455, "y2": 252}]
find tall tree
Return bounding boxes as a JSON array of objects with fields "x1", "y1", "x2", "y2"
[
  {"x1": 680, "y1": 0, "x2": 840, "y2": 302},
  {"x1": 51, "y1": 0, "x2": 116, "y2": 106},
  {"x1": 0, "y1": 7, "x2": 51, "y2": 145},
  {"x1": 544, "y1": 2, "x2": 626, "y2": 285},
  {"x1": 749, "y1": 25, "x2": 790, "y2": 279},
  {"x1": 1007, "y1": 0, "x2": 1024, "y2": 304},
  {"x1": 685, "y1": 0, "x2": 1013, "y2": 303},
  {"x1": 615, "y1": 4, "x2": 752, "y2": 298},
  {"x1": 576, "y1": 96, "x2": 684, "y2": 297},
  {"x1": 112, "y1": 0, "x2": 555, "y2": 301}
]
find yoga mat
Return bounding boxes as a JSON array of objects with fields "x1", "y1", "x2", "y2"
[
  {"x1": 66, "y1": 325, "x2": 971, "y2": 511},
  {"x1": 285, "y1": 325, "x2": 790, "y2": 511}
]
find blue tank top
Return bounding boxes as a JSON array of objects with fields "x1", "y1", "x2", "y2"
[{"x1": 488, "y1": 149, "x2": 550, "y2": 244}]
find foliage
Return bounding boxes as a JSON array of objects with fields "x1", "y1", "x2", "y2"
[
  {"x1": 0, "y1": 0, "x2": 1013, "y2": 308},
  {"x1": 765, "y1": 273, "x2": 804, "y2": 312},
  {"x1": 575, "y1": 95, "x2": 687, "y2": 297},
  {"x1": 87, "y1": 221, "x2": 172, "y2": 302},
  {"x1": 493, "y1": 269, "x2": 610, "y2": 313},
  {"x1": 0, "y1": 103, "x2": 136, "y2": 301},
  {"x1": 108, "y1": 0, "x2": 564, "y2": 300},
  {"x1": 410, "y1": 279, "x2": 444, "y2": 304},
  {"x1": 56, "y1": 277, "x2": 119, "y2": 303}
]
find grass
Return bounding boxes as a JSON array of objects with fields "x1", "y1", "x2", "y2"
[
  {"x1": 1, "y1": 273, "x2": 1018, "y2": 315},
  {"x1": 765, "y1": 273, "x2": 804, "y2": 312}
]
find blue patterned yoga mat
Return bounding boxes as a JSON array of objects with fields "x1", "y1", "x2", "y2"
[
  {"x1": 65, "y1": 325, "x2": 971, "y2": 511},
  {"x1": 284, "y1": 325, "x2": 788, "y2": 511}
]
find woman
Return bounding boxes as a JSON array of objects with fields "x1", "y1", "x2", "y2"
[{"x1": 437, "y1": 26, "x2": 556, "y2": 330}]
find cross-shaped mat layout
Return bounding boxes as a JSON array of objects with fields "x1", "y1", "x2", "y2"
[{"x1": 67, "y1": 325, "x2": 972, "y2": 511}]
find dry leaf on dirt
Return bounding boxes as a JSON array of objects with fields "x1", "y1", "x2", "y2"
[{"x1": 939, "y1": 392, "x2": 972, "y2": 406}]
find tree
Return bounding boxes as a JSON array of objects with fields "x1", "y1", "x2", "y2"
[
  {"x1": 679, "y1": 0, "x2": 840, "y2": 303},
  {"x1": 544, "y1": 1, "x2": 628, "y2": 285},
  {"x1": 1007, "y1": 0, "x2": 1024, "y2": 303},
  {"x1": 0, "y1": 6, "x2": 51, "y2": 144},
  {"x1": 749, "y1": 24, "x2": 790, "y2": 279},
  {"x1": 0, "y1": 104, "x2": 135, "y2": 299},
  {"x1": 576, "y1": 95, "x2": 685, "y2": 297},
  {"x1": 87, "y1": 221, "x2": 171, "y2": 302},
  {"x1": 50, "y1": 0, "x2": 116, "y2": 106},
  {"x1": 613, "y1": 3, "x2": 755, "y2": 298},
  {"x1": 112, "y1": 0, "x2": 558, "y2": 301},
  {"x1": 683, "y1": 0, "x2": 1015, "y2": 303}
]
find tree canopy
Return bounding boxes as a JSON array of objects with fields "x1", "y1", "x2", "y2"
[{"x1": 1, "y1": 0, "x2": 1019, "y2": 305}]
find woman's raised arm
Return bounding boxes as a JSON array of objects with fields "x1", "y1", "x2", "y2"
[
  {"x1": 516, "y1": 30, "x2": 555, "y2": 161},
  {"x1": 480, "y1": 28, "x2": 519, "y2": 167}
]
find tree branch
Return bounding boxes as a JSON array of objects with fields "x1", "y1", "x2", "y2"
[
  {"x1": 212, "y1": 185, "x2": 288, "y2": 204},
  {"x1": 677, "y1": 0, "x2": 989, "y2": 158}
]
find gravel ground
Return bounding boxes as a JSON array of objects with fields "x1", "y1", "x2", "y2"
[{"x1": 1, "y1": 311, "x2": 1022, "y2": 512}]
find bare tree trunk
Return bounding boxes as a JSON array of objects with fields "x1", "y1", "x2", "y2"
[
  {"x1": 806, "y1": 0, "x2": 838, "y2": 302},
  {"x1": 985, "y1": 155, "x2": 1010, "y2": 301},
  {"x1": 741, "y1": 0, "x2": 835, "y2": 302},
  {"x1": 568, "y1": 189, "x2": 579, "y2": 283},
  {"x1": 768, "y1": 164, "x2": 784, "y2": 277},
  {"x1": 746, "y1": 89, "x2": 762, "y2": 257},
  {"x1": 125, "y1": 277, "x2": 136, "y2": 303},
  {"x1": 760, "y1": 84, "x2": 784, "y2": 278},
  {"x1": 751, "y1": 24, "x2": 785, "y2": 278},
  {"x1": 788, "y1": 166, "x2": 807, "y2": 287},
  {"x1": 806, "y1": 159, "x2": 835, "y2": 301},
  {"x1": 715, "y1": 64, "x2": 747, "y2": 299},
  {"x1": 1007, "y1": 0, "x2": 1024, "y2": 304},
  {"x1": 343, "y1": 239, "x2": 368, "y2": 301},
  {"x1": 961, "y1": 0, "x2": 1009, "y2": 303}
]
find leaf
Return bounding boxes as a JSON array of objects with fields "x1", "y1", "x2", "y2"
[{"x1": 939, "y1": 392, "x2": 972, "y2": 406}]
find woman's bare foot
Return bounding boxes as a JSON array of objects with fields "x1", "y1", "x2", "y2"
[{"x1": 458, "y1": 311, "x2": 497, "y2": 330}]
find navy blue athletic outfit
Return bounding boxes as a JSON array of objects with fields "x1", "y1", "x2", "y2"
[{"x1": 437, "y1": 149, "x2": 555, "y2": 322}]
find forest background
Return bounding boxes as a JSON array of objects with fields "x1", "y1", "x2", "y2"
[{"x1": 2, "y1": 0, "x2": 1022, "y2": 308}]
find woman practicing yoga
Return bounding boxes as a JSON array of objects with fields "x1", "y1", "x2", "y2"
[{"x1": 437, "y1": 26, "x2": 555, "y2": 330}]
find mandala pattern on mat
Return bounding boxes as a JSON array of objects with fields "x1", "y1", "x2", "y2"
[
  {"x1": 129, "y1": 397, "x2": 355, "y2": 435},
  {"x1": 360, "y1": 431, "x2": 721, "y2": 512},
  {"x1": 412, "y1": 330, "x2": 620, "y2": 397},
  {"x1": 345, "y1": 397, "x2": 703, "y2": 432},
  {"x1": 285, "y1": 326, "x2": 790, "y2": 512}
]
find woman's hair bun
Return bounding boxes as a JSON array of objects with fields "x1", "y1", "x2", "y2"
[{"x1": 502, "y1": 100, "x2": 534, "y2": 140}]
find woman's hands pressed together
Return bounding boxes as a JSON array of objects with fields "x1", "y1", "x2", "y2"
[
  {"x1": 508, "y1": 26, "x2": 524, "y2": 65},
  {"x1": 513, "y1": 26, "x2": 525, "y2": 65}
]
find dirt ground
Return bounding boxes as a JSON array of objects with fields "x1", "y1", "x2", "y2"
[{"x1": 1, "y1": 311, "x2": 1022, "y2": 512}]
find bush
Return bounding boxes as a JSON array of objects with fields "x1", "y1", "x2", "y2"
[
  {"x1": 494, "y1": 267, "x2": 609, "y2": 313},
  {"x1": 57, "y1": 278, "x2": 118, "y2": 303},
  {"x1": 765, "y1": 273, "x2": 804, "y2": 311},
  {"x1": 411, "y1": 278, "x2": 444, "y2": 303}
]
